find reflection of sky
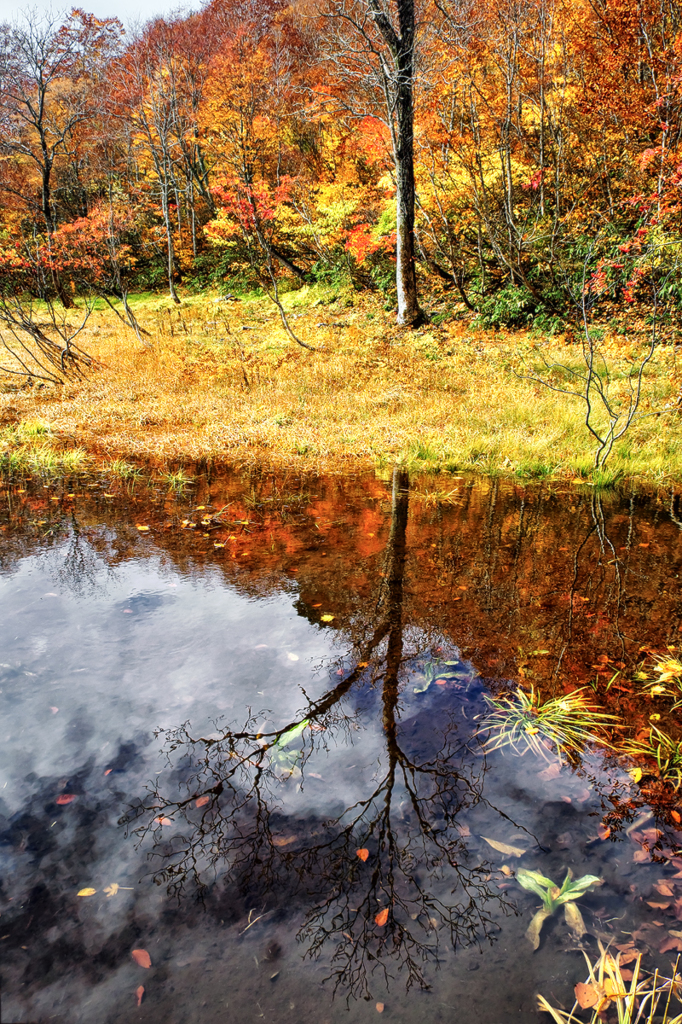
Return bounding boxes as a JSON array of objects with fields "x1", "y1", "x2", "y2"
[{"x1": 1, "y1": 0, "x2": 203, "y2": 29}]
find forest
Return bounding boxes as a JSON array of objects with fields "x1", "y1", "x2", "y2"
[{"x1": 1, "y1": 0, "x2": 682, "y2": 478}]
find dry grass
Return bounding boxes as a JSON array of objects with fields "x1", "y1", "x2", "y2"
[{"x1": 1, "y1": 286, "x2": 681, "y2": 481}]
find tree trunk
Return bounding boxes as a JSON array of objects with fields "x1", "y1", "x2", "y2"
[{"x1": 395, "y1": 46, "x2": 422, "y2": 325}]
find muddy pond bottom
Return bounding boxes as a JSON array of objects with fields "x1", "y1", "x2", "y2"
[{"x1": 1, "y1": 466, "x2": 682, "y2": 1024}]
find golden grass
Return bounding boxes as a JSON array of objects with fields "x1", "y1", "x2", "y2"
[{"x1": 1, "y1": 286, "x2": 681, "y2": 481}]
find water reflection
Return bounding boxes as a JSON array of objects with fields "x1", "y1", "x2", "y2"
[{"x1": 124, "y1": 471, "x2": 514, "y2": 998}]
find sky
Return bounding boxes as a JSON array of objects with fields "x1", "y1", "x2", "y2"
[{"x1": 1, "y1": 0, "x2": 204, "y2": 27}]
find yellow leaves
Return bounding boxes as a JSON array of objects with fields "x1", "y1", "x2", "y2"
[
  {"x1": 627, "y1": 767, "x2": 643, "y2": 783},
  {"x1": 136, "y1": 524, "x2": 150, "y2": 532},
  {"x1": 320, "y1": 614, "x2": 334, "y2": 622},
  {"x1": 481, "y1": 836, "x2": 527, "y2": 857},
  {"x1": 77, "y1": 887, "x2": 97, "y2": 897}
]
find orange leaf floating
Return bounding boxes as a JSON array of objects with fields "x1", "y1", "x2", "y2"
[
  {"x1": 136, "y1": 985, "x2": 145, "y2": 1006},
  {"x1": 574, "y1": 983, "x2": 600, "y2": 1009},
  {"x1": 154, "y1": 816, "x2": 172, "y2": 826},
  {"x1": 136, "y1": 525, "x2": 150, "y2": 532},
  {"x1": 104, "y1": 768, "x2": 113, "y2": 776},
  {"x1": 356, "y1": 849, "x2": 369, "y2": 862},
  {"x1": 376, "y1": 1002, "x2": 384, "y2": 1013},
  {"x1": 132, "y1": 949, "x2": 152, "y2": 969},
  {"x1": 195, "y1": 796, "x2": 210, "y2": 808},
  {"x1": 375, "y1": 908, "x2": 389, "y2": 927},
  {"x1": 56, "y1": 794, "x2": 76, "y2": 805},
  {"x1": 672, "y1": 810, "x2": 681, "y2": 824},
  {"x1": 597, "y1": 823, "x2": 611, "y2": 841}
]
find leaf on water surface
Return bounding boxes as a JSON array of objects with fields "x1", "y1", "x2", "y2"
[
  {"x1": 273, "y1": 836, "x2": 297, "y2": 847},
  {"x1": 195, "y1": 796, "x2": 210, "y2": 808},
  {"x1": 538, "y1": 762, "x2": 562, "y2": 781},
  {"x1": 628, "y1": 767, "x2": 643, "y2": 783},
  {"x1": 56, "y1": 794, "x2": 76, "y2": 804},
  {"x1": 104, "y1": 768, "x2": 113, "y2": 775},
  {"x1": 574, "y1": 983, "x2": 600, "y2": 1009},
  {"x1": 526, "y1": 908, "x2": 552, "y2": 950},
  {"x1": 482, "y1": 836, "x2": 527, "y2": 857},
  {"x1": 597, "y1": 823, "x2": 611, "y2": 841},
  {"x1": 154, "y1": 816, "x2": 173, "y2": 826},
  {"x1": 375, "y1": 908, "x2": 389, "y2": 927},
  {"x1": 356, "y1": 849, "x2": 369, "y2": 862},
  {"x1": 320, "y1": 614, "x2": 334, "y2": 622},
  {"x1": 77, "y1": 888, "x2": 97, "y2": 897},
  {"x1": 49, "y1": 706, "x2": 59, "y2": 714},
  {"x1": 104, "y1": 884, "x2": 119, "y2": 898},
  {"x1": 136, "y1": 525, "x2": 150, "y2": 532},
  {"x1": 376, "y1": 1003, "x2": 384, "y2": 1013},
  {"x1": 673, "y1": 811, "x2": 682, "y2": 824},
  {"x1": 136, "y1": 986, "x2": 145, "y2": 1006},
  {"x1": 132, "y1": 949, "x2": 152, "y2": 969}
]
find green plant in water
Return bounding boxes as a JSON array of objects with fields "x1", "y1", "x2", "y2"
[
  {"x1": 162, "y1": 469, "x2": 194, "y2": 492},
  {"x1": 517, "y1": 868, "x2": 602, "y2": 950},
  {"x1": 538, "y1": 944, "x2": 682, "y2": 1023},
  {"x1": 413, "y1": 658, "x2": 468, "y2": 693},
  {"x1": 106, "y1": 459, "x2": 142, "y2": 481},
  {"x1": 477, "y1": 686, "x2": 618, "y2": 762},
  {"x1": 269, "y1": 719, "x2": 310, "y2": 775},
  {"x1": 623, "y1": 726, "x2": 682, "y2": 790}
]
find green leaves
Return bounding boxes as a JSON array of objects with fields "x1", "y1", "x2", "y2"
[{"x1": 516, "y1": 868, "x2": 602, "y2": 948}]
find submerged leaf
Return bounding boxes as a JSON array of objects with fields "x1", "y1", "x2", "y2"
[
  {"x1": 132, "y1": 949, "x2": 152, "y2": 969},
  {"x1": 526, "y1": 908, "x2": 552, "y2": 950},
  {"x1": 481, "y1": 836, "x2": 527, "y2": 857},
  {"x1": 564, "y1": 901, "x2": 587, "y2": 937},
  {"x1": 56, "y1": 794, "x2": 76, "y2": 805},
  {"x1": 574, "y1": 982, "x2": 600, "y2": 1009},
  {"x1": 195, "y1": 796, "x2": 210, "y2": 808},
  {"x1": 375, "y1": 908, "x2": 389, "y2": 927},
  {"x1": 136, "y1": 986, "x2": 145, "y2": 1006}
]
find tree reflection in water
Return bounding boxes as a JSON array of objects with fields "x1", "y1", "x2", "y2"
[{"x1": 123, "y1": 470, "x2": 516, "y2": 999}]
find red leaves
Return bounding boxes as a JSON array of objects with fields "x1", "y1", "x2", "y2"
[
  {"x1": 136, "y1": 985, "x2": 145, "y2": 1006},
  {"x1": 56, "y1": 794, "x2": 76, "y2": 805},
  {"x1": 356, "y1": 848, "x2": 369, "y2": 862},
  {"x1": 132, "y1": 949, "x2": 152, "y2": 969}
]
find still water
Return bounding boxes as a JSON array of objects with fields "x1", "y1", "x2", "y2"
[{"x1": 1, "y1": 466, "x2": 682, "y2": 1023}]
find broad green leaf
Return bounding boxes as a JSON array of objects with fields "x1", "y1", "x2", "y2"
[
  {"x1": 516, "y1": 868, "x2": 556, "y2": 890},
  {"x1": 275, "y1": 719, "x2": 309, "y2": 749}
]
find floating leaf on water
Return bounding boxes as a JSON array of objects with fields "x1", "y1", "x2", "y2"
[
  {"x1": 154, "y1": 816, "x2": 173, "y2": 826},
  {"x1": 132, "y1": 949, "x2": 152, "y2": 969},
  {"x1": 597, "y1": 822, "x2": 611, "y2": 841},
  {"x1": 104, "y1": 884, "x2": 119, "y2": 898},
  {"x1": 320, "y1": 614, "x2": 334, "y2": 622},
  {"x1": 136, "y1": 525, "x2": 150, "y2": 532},
  {"x1": 195, "y1": 796, "x2": 210, "y2": 808},
  {"x1": 136, "y1": 985, "x2": 144, "y2": 1006},
  {"x1": 77, "y1": 887, "x2": 97, "y2": 897},
  {"x1": 375, "y1": 908, "x2": 389, "y2": 927},
  {"x1": 356, "y1": 849, "x2": 369, "y2": 862},
  {"x1": 273, "y1": 835, "x2": 297, "y2": 847},
  {"x1": 574, "y1": 983, "x2": 600, "y2": 1010},
  {"x1": 672, "y1": 810, "x2": 681, "y2": 824},
  {"x1": 376, "y1": 1003, "x2": 384, "y2": 1013},
  {"x1": 482, "y1": 836, "x2": 527, "y2": 857},
  {"x1": 56, "y1": 794, "x2": 76, "y2": 805}
]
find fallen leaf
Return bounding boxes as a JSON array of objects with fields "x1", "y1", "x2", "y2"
[
  {"x1": 481, "y1": 836, "x2": 527, "y2": 857},
  {"x1": 375, "y1": 908, "x2": 389, "y2": 927},
  {"x1": 356, "y1": 848, "x2": 369, "y2": 862},
  {"x1": 104, "y1": 884, "x2": 119, "y2": 898},
  {"x1": 49, "y1": 706, "x2": 59, "y2": 714},
  {"x1": 660, "y1": 935, "x2": 682, "y2": 953},
  {"x1": 500, "y1": 865, "x2": 512, "y2": 876},
  {"x1": 628, "y1": 767, "x2": 643, "y2": 783},
  {"x1": 457, "y1": 823, "x2": 471, "y2": 837},
  {"x1": 104, "y1": 768, "x2": 113, "y2": 775},
  {"x1": 597, "y1": 823, "x2": 611, "y2": 841},
  {"x1": 575, "y1": 983, "x2": 600, "y2": 1009},
  {"x1": 56, "y1": 794, "x2": 76, "y2": 805},
  {"x1": 136, "y1": 985, "x2": 145, "y2": 1006},
  {"x1": 654, "y1": 881, "x2": 675, "y2": 897},
  {"x1": 647, "y1": 901, "x2": 671, "y2": 909},
  {"x1": 320, "y1": 614, "x2": 334, "y2": 622},
  {"x1": 633, "y1": 849, "x2": 651, "y2": 863},
  {"x1": 195, "y1": 796, "x2": 210, "y2": 808},
  {"x1": 526, "y1": 908, "x2": 552, "y2": 950},
  {"x1": 614, "y1": 944, "x2": 639, "y2": 965},
  {"x1": 435, "y1": 678, "x2": 448, "y2": 685},
  {"x1": 538, "y1": 762, "x2": 562, "y2": 781},
  {"x1": 77, "y1": 887, "x2": 97, "y2": 897},
  {"x1": 132, "y1": 949, "x2": 152, "y2": 969},
  {"x1": 672, "y1": 811, "x2": 681, "y2": 824},
  {"x1": 154, "y1": 816, "x2": 173, "y2": 826},
  {"x1": 136, "y1": 525, "x2": 150, "y2": 532},
  {"x1": 376, "y1": 1003, "x2": 384, "y2": 1013},
  {"x1": 620, "y1": 969, "x2": 634, "y2": 981}
]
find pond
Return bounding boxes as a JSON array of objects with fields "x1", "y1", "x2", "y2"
[{"x1": 1, "y1": 465, "x2": 682, "y2": 1024}]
